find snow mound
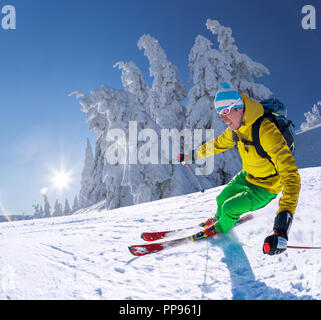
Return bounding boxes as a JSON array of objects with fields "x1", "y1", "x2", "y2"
[
  {"x1": 295, "y1": 124, "x2": 321, "y2": 169},
  {"x1": 0, "y1": 167, "x2": 320, "y2": 300}
]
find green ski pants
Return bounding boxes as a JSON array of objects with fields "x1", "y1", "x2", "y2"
[{"x1": 214, "y1": 170, "x2": 277, "y2": 234}]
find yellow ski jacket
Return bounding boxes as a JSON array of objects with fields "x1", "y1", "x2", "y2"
[{"x1": 195, "y1": 94, "x2": 301, "y2": 215}]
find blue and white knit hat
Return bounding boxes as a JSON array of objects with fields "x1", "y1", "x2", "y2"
[{"x1": 214, "y1": 82, "x2": 244, "y2": 112}]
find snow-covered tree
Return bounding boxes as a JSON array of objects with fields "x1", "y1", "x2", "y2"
[
  {"x1": 69, "y1": 92, "x2": 108, "y2": 207},
  {"x1": 72, "y1": 83, "x2": 204, "y2": 209},
  {"x1": 72, "y1": 195, "x2": 79, "y2": 212},
  {"x1": 186, "y1": 34, "x2": 230, "y2": 131},
  {"x1": 185, "y1": 34, "x2": 242, "y2": 185},
  {"x1": 300, "y1": 101, "x2": 321, "y2": 131},
  {"x1": 137, "y1": 34, "x2": 187, "y2": 130},
  {"x1": 184, "y1": 19, "x2": 274, "y2": 184},
  {"x1": 79, "y1": 138, "x2": 94, "y2": 207},
  {"x1": 77, "y1": 108, "x2": 108, "y2": 207},
  {"x1": 114, "y1": 61, "x2": 150, "y2": 105},
  {"x1": 39, "y1": 206, "x2": 44, "y2": 218},
  {"x1": 63, "y1": 199, "x2": 71, "y2": 216},
  {"x1": 85, "y1": 137, "x2": 108, "y2": 206},
  {"x1": 73, "y1": 86, "x2": 176, "y2": 209},
  {"x1": 43, "y1": 195, "x2": 51, "y2": 218},
  {"x1": 206, "y1": 19, "x2": 272, "y2": 101},
  {"x1": 32, "y1": 204, "x2": 40, "y2": 218},
  {"x1": 52, "y1": 200, "x2": 63, "y2": 217}
]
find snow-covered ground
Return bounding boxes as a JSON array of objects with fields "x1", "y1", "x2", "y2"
[
  {"x1": 0, "y1": 166, "x2": 320, "y2": 300},
  {"x1": 1, "y1": 124, "x2": 321, "y2": 301}
]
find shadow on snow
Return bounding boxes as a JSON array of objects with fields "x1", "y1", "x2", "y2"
[{"x1": 205, "y1": 232, "x2": 314, "y2": 300}]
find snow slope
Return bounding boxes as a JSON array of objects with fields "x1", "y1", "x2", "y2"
[
  {"x1": 1, "y1": 125, "x2": 321, "y2": 301},
  {"x1": 0, "y1": 166, "x2": 320, "y2": 300},
  {"x1": 294, "y1": 124, "x2": 321, "y2": 169}
]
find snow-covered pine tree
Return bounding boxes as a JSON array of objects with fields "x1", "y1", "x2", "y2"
[
  {"x1": 39, "y1": 206, "x2": 44, "y2": 218},
  {"x1": 185, "y1": 33, "x2": 242, "y2": 185},
  {"x1": 63, "y1": 199, "x2": 71, "y2": 216},
  {"x1": 72, "y1": 195, "x2": 79, "y2": 212},
  {"x1": 79, "y1": 138, "x2": 94, "y2": 207},
  {"x1": 135, "y1": 35, "x2": 210, "y2": 194},
  {"x1": 186, "y1": 34, "x2": 230, "y2": 132},
  {"x1": 300, "y1": 101, "x2": 321, "y2": 131},
  {"x1": 206, "y1": 19, "x2": 272, "y2": 101},
  {"x1": 87, "y1": 136, "x2": 108, "y2": 206},
  {"x1": 43, "y1": 195, "x2": 51, "y2": 218},
  {"x1": 52, "y1": 200, "x2": 63, "y2": 217},
  {"x1": 137, "y1": 34, "x2": 187, "y2": 130},
  {"x1": 115, "y1": 57, "x2": 214, "y2": 199},
  {"x1": 73, "y1": 85, "x2": 191, "y2": 209},
  {"x1": 114, "y1": 61, "x2": 150, "y2": 106},
  {"x1": 32, "y1": 204, "x2": 40, "y2": 218},
  {"x1": 185, "y1": 19, "x2": 273, "y2": 185},
  {"x1": 73, "y1": 98, "x2": 108, "y2": 207}
]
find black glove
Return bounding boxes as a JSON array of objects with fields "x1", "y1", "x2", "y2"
[{"x1": 263, "y1": 211, "x2": 293, "y2": 255}]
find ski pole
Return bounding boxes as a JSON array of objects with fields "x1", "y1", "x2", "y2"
[
  {"x1": 184, "y1": 162, "x2": 205, "y2": 193},
  {"x1": 177, "y1": 154, "x2": 204, "y2": 193},
  {"x1": 287, "y1": 245, "x2": 321, "y2": 250}
]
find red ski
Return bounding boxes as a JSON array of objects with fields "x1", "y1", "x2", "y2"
[
  {"x1": 141, "y1": 217, "x2": 216, "y2": 242},
  {"x1": 129, "y1": 213, "x2": 253, "y2": 256}
]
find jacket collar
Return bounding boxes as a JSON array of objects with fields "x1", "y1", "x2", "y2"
[{"x1": 237, "y1": 94, "x2": 264, "y2": 134}]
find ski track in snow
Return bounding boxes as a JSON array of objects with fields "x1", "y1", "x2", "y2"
[{"x1": 0, "y1": 167, "x2": 320, "y2": 300}]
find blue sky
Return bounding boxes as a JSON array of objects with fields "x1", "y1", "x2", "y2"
[{"x1": 0, "y1": 0, "x2": 320, "y2": 215}]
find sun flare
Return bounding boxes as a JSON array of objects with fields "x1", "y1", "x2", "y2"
[{"x1": 51, "y1": 170, "x2": 72, "y2": 190}]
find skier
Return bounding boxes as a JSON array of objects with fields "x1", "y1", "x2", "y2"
[{"x1": 179, "y1": 83, "x2": 301, "y2": 256}]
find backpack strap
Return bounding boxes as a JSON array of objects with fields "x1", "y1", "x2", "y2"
[
  {"x1": 232, "y1": 131, "x2": 239, "y2": 143},
  {"x1": 251, "y1": 116, "x2": 278, "y2": 176},
  {"x1": 251, "y1": 116, "x2": 271, "y2": 161},
  {"x1": 233, "y1": 116, "x2": 279, "y2": 179}
]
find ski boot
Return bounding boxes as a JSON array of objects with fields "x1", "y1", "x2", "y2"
[
  {"x1": 190, "y1": 224, "x2": 218, "y2": 241},
  {"x1": 200, "y1": 217, "x2": 217, "y2": 228}
]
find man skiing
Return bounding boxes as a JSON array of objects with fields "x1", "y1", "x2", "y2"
[{"x1": 180, "y1": 82, "x2": 301, "y2": 256}]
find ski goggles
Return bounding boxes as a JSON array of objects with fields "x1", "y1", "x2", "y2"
[{"x1": 216, "y1": 98, "x2": 242, "y2": 115}]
